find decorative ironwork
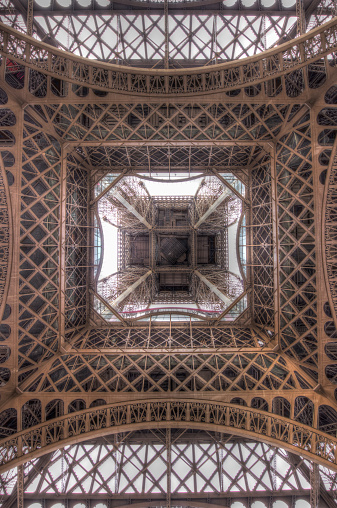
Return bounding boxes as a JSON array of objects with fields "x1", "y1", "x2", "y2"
[
  {"x1": 1, "y1": 12, "x2": 337, "y2": 507},
  {"x1": 1, "y1": 400, "x2": 337, "y2": 473}
]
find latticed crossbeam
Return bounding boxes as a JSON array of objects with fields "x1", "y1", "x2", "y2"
[{"x1": 1, "y1": 401, "x2": 337, "y2": 474}]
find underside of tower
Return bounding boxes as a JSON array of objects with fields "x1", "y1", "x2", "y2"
[{"x1": 2, "y1": 0, "x2": 337, "y2": 507}]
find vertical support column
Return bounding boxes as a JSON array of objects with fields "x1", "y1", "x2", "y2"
[
  {"x1": 271, "y1": 448, "x2": 277, "y2": 491},
  {"x1": 296, "y1": 0, "x2": 306, "y2": 35},
  {"x1": 166, "y1": 428, "x2": 171, "y2": 508},
  {"x1": 117, "y1": 14, "x2": 122, "y2": 62},
  {"x1": 212, "y1": 14, "x2": 218, "y2": 62},
  {"x1": 218, "y1": 434, "x2": 223, "y2": 492},
  {"x1": 150, "y1": 230, "x2": 156, "y2": 270},
  {"x1": 17, "y1": 464, "x2": 24, "y2": 508},
  {"x1": 114, "y1": 433, "x2": 119, "y2": 494},
  {"x1": 311, "y1": 103, "x2": 331, "y2": 391},
  {"x1": 191, "y1": 229, "x2": 197, "y2": 269},
  {"x1": 270, "y1": 145, "x2": 281, "y2": 346},
  {"x1": 61, "y1": 448, "x2": 66, "y2": 494},
  {"x1": 59, "y1": 146, "x2": 68, "y2": 348},
  {"x1": 27, "y1": 0, "x2": 34, "y2": 36},
  {"x1": 164, "y1": 0, "x2": 169, "y2": 69},
  {"x1": 263, "y1": 15, "x2": 267, "y2": 49},
  {"x1": 9, "y1": 104, "x2": 24, "y2": 398},
  {"x1": 248, "y1": 168, "x2": 254, "y2": 322},
  {"x1": 310, "y1": 462, "x2": 319, "y2": 508}
]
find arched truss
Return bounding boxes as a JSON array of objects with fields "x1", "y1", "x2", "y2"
[
  {"x1": 2, "y1": 10, "x2": 337, "y2": 507},
  {"x1": 0, "y1": 145, "x2": 10, "y2": 323},
  {"x1": 0, "y1": 16, "x2": 336, "y2": 96},
  {"x1": 1, "y1": 400, "x2": 337, "y2": 474}
]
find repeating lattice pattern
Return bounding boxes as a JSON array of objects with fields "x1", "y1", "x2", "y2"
[
  {"x1": 0, "y1": 0, "x2": 334, "y2": 69},
  {"x1": 22, "y1": 351, "x2": 311, "y2": 394},
  {"x1": 75, "y1": 145, "x2": 263, "y2": 171},
  {"x1": 0, "y1": 158, "x2": 10, "y2": 319},
  {"x1": 251, "y1": 156, "x2": 274, "y2": 328},
  {"x1": 14, "y1": 431, "x2": 311, "y2": 497},
  {"x1": 18, "y1": 112, "x2": 62, "y2": 384},
  {"x1": 73, "y1": 326, "x2": 264, "y2": 349},
  {"x1": 1, "y1": 14, "x2": 337, "y2": 503},
  {"x1": 276, "y1": 107, "x2": 317, "y2": 381},
  {"x1": 38, "y1": 103, "x2": 293, "y2": 144},
  {"x1": 65, "y1": 155, "x2": 88, "y2": 330},
  {"x1": 325, "y1": 155, "x2": 337, "y2": 311},
  {"x1": 0, "y1": 17, "x2": 334, "y2": 97},
  {"x1": 35, "y1": 13, "x2": 298, "y2": 64}
]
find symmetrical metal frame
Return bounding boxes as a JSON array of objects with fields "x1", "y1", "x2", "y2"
[{"x1": 2, "y1": 9, "x2": 337, "y2": 507}]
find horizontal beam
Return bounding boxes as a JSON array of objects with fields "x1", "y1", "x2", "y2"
[
  {"x1": 69, "y1": 346, "x2": 274, "y2": 353},
  {"x1": 30, "y1": 7, "x2": 299, "y2": 15},
  {"x1": 9, "y1": 491, "x2": 311, "y2": 501},
  {"x1": 0, "y1": 17, "x2": 334, "y2": 97},
  {"x1": 67, "y1": 140, "x2": 271, "y2": 147}
]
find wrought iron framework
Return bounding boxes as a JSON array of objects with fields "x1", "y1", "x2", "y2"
[{"x1": 2, "y1": 5, "x2": 337, "y2": 507}]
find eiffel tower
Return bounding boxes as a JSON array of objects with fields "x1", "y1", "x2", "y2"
[{"x1": 1, "y1": 0, "x2": 337, "y2": 506}]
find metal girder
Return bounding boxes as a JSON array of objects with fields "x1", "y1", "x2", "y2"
[
  {"x1": 108, "y1": 189, "x2": 152, "y2": 230},
  {"x1": 0, "y1": 432, "x2": 320, "y2": 507},
  {"x1": 194, "y1": 186, "x2": 231, "y2": 228},
  {"x1": 110, "y1": 270, "x2": 152, "y2": 308},
  {"x1": 16, "y1": 466, "x2": 23, "y2": 508},
  {"x1": 2, "y1": 453, "x2": 54, "y2": 508},
  {"x1": 2, "y1": 400, "x2": 337, "y2": 474},
  {"x1": 9, "y1": 3, "x2": 299, "y2": 15},
  {"x1": 7, "y1": 0, "x2": 58, "y2": 45},
  {"x1": 281, "y1": 0, "x2": 324, "y2": 42},
  {"x1": 287, "y1": 452, "x2": 337, "y2": 508},
  {"x1": 2, "y1": 16, "x2": 337, "y2": 508},
  {"x1": 194, "y1": 270, "x2": 232, "y2": 306},
  {"x1": 26, "y1": 0, "x2": 32, "y2": 36},
  {"x1": 0, "y1": 19, "x2": 336, "y2": 96}
]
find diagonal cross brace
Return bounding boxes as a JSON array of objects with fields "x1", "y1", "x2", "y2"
[
  {"x1": 194, "y1": 186, "x2": 231, "y2": 228},
  {"x1": 108, "y1": 188, "x2": 152, "y2": 229},
  {"x1": 111, "y1": 270, "x2": 152, "y2": 308},
  {"x1": 194, "y1": 270, "x2": 232, "y2": 307}
]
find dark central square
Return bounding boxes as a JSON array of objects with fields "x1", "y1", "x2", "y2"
[{"x1": 159, "y1": 236, "x2": 189, "y2": 265}]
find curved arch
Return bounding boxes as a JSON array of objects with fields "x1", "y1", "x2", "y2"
[
  {"x1": 1, "y1": 399, "x2": 337, "y2": 473},
  {"x1": 251, "y1": 397, "x2": 269, "y2": 411},
  {"x1": 237, "y1": 210, "x2": 247, "y2": 283},
  {"x1": 0, "y1": 147, "x2": 11, "y2": 324},
  {"x1": 0, "y1": 19, "x2": 337, "y2": 96},
  {"x1": 134, "y1": 172, "x2": 205, "y2": 184},
  {"x1": 323, "y1": 137, "x2": 337, "y2": 330}
]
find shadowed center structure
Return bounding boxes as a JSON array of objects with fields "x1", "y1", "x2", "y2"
[{"x1": 95, "y1": 174, "x2": 245, "y2": 321}]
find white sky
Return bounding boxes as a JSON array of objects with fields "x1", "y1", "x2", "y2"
[
  {"x1": 99, "y1": 176, "x2": 243, "y2": 279},
  {"x1": 144, "y1": 175, "x2": 203, "y2": 196}
]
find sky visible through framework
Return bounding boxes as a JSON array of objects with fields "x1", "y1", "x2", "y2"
[{"x1": 99, "y1": 175, "x2": 240, "y2": 279}]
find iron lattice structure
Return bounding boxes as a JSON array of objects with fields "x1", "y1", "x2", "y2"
[
  {"x1": 95, "y1": 174, "x2": 244, "y2": 320},
  {"x1": 2, "y1": 1, "x2": 337, "y2": 506}
]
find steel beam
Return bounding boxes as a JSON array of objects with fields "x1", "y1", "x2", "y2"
[
  {"x1": 9, "y1": 0, "x2": 59, "y2": 45},
  {"x1": 194, "y1": 186, "x2": 231, "y2": 228},
  {"x1": 111, "y1": 270, "x2": 152, "y2": 308},
  {"x1": 194, "y1": 270, "x2": 232, "y2": 306},
  {"x1": 16, "y1": 466, "x2": 23, "y2": 508},
  {"x1": 108, "y1": 190, "x2": 152, "y2": 230}
]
